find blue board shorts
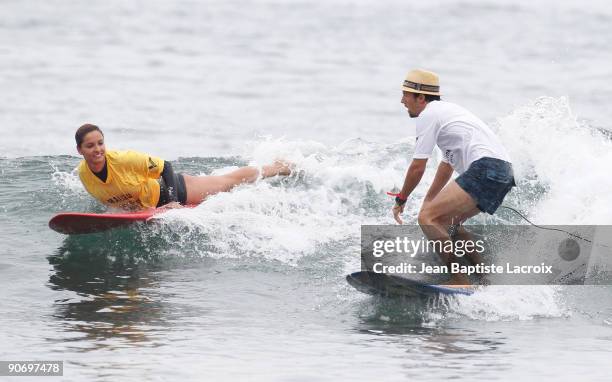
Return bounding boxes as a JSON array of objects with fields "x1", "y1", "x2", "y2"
[{"x1": 455, "y1": 157, "x2": 516, "y2": 215}]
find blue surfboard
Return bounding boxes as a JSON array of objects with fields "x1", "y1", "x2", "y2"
[{"x1": 346, "y1": 271, "x2": 474, "y2": 297}]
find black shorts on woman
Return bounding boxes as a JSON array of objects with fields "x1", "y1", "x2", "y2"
[
  {"x1": 157, "y1": 161, "x2": 188, "y2": 207},
  {"x1": 455, "y1": 157, "x2": 515, "y2": 215}
]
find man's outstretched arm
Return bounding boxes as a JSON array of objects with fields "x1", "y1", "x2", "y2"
[
  {"x1": 398, "y1": 159, "x2": 428, "y2": 199},
  {"x1": 393, "y1": 159, "x2": 427, "y2": 224}
]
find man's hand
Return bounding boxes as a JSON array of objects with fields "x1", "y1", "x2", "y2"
[{"x1": 392, "y1": 203, "x2": 405, "y2": 224}]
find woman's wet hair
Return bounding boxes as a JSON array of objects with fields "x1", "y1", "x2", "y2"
[{"x1": 75, "y1": 124, "x2": 103, "y2": 147}]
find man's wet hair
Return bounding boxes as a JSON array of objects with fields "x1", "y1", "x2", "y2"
[
  {"x1": 413, "y1": 93, "x2": 441, "y2": 102},
  {"x1": 75, "y1": 124, "x2": 103, "y2": 147}
]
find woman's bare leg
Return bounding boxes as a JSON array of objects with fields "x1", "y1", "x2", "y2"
[{"x1": 183, "y1": 161, "x2": 291, "y2": 205}]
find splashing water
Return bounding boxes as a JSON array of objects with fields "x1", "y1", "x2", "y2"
[{"x1": 497, "y1": 96, "x2": 612, "y2": 224}]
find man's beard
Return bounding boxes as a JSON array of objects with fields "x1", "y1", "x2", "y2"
[{"x1": 408, "y1": 111, "x2": 418, "y2": 118}]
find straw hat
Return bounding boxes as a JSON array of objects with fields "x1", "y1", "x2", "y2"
[{"x1": 401, "y1": 69, "x2": 441, "y2": 96}]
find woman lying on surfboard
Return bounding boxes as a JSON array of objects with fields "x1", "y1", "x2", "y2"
[{"x1": 75, "y1": 123, "x2": 292, "y2": 211}]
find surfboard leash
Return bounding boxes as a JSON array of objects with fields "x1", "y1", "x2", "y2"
[{"x1": 500, "y1": 205, "x2": 600, "y2": 245}]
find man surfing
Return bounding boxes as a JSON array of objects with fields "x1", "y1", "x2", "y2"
[{"x1": 392, "y1": 69, "x2": 515, "y2": 285}]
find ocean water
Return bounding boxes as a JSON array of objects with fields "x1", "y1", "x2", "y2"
[{"x1": 1, "y1": 0, "x2": 612, "y2": 381}]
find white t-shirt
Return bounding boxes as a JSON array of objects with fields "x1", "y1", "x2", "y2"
[{"x1": 412, "y1": 101, "x2": 511, "y2": 174}]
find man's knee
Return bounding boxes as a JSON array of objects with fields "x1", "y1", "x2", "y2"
[
  {"x1": 418, "y1": 208, "x2": 435, "y2": 226},
  {"x1": 419, "y1": 204, "x2": 451, "y2": 226}
]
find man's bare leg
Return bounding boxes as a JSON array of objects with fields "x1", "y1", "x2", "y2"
[
  {"x1": 453, "y1": 226, "x2": 484, "y2": 266},
  {"x1": 452, "y1": 225, "x2": 490, "y2": 285},
  {"x1": 418, "y1": 181, "x2": 481, "y2": 285}
]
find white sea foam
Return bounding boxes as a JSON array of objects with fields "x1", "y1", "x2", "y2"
[
  {"x1": 51, "y1": 166, "x2": 84, "y2": 194},
  {"x1": 155, "y1": 135, "x2": 423, "y2": 263},
  {"x1": 158, "y1": 180, "x2": 361, "y2": 264},
  {"x1": 497, "y1": 97, "x2": 612, "y2": 225},
  {"x1": 444, "y1": 285, "x2": 569, "y2": 321}
]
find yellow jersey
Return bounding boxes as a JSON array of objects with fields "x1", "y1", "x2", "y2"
[{"x1": 78, "y1": 150, "x2": 164, "y2": 210}]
